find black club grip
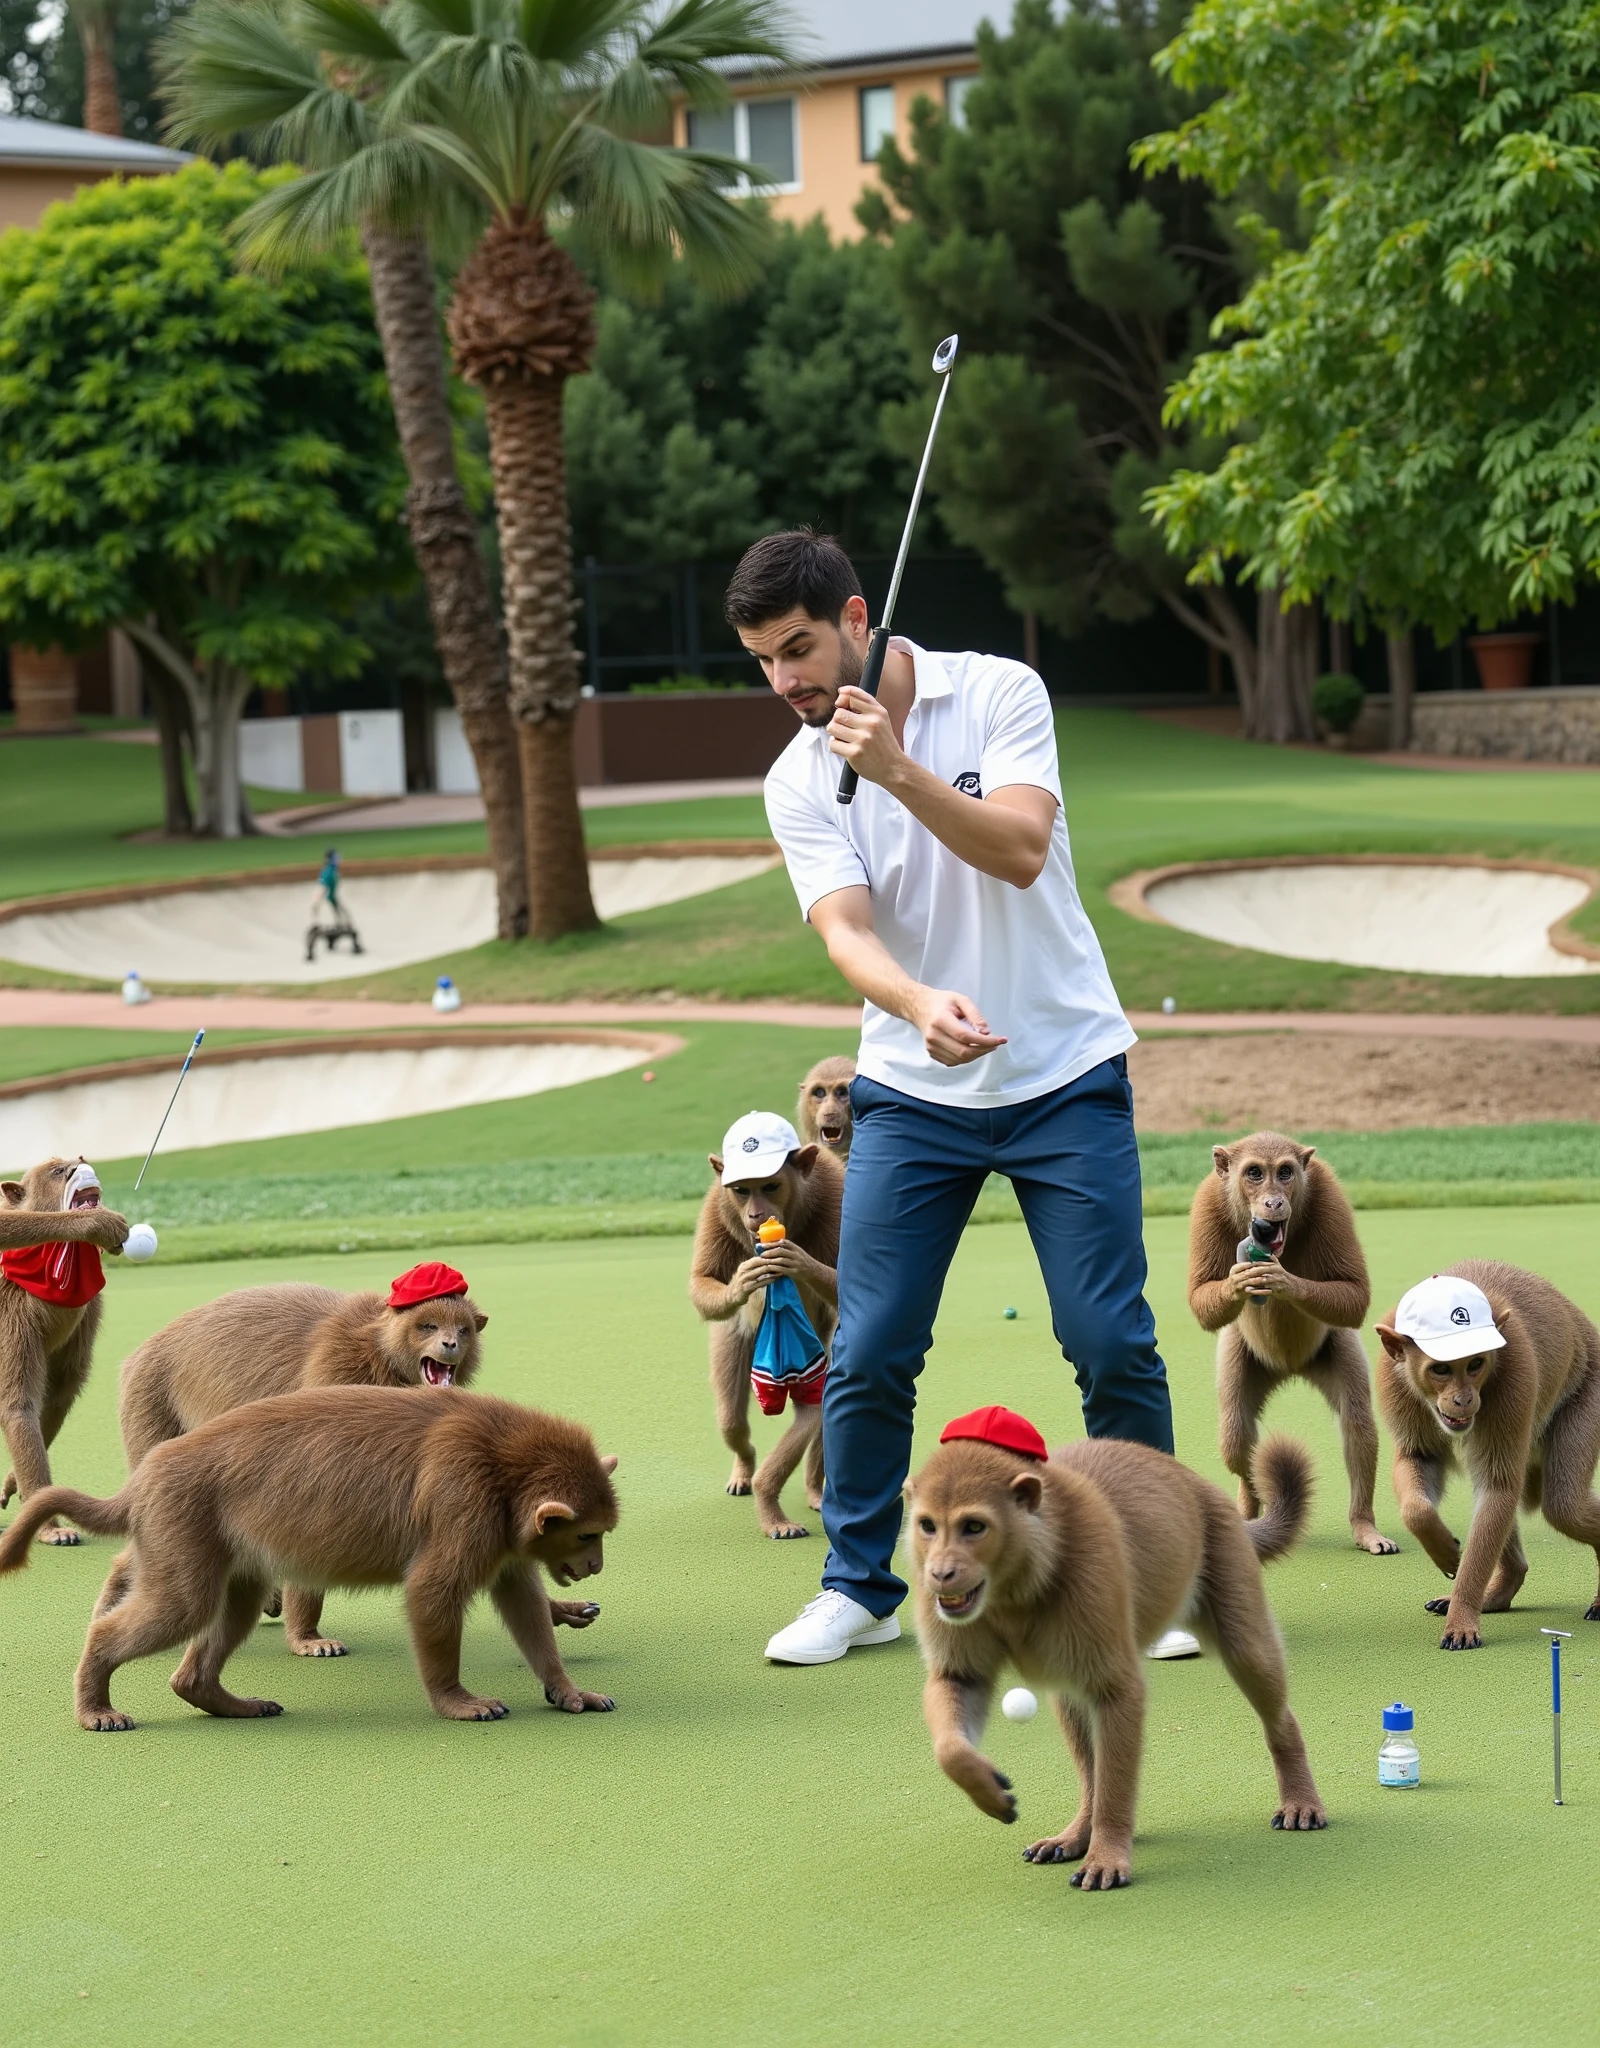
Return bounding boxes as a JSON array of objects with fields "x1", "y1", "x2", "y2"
[{"x1": 835, "y1": 626, "x2": 894, "y2": 806}]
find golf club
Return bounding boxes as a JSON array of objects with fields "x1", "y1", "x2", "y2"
[
  {"x1": 134, "y1": 1028, "x2": 204, "y2": 1193},
  {"x1": 837, "y1": 332, "x2": 959, "y2": 806}
]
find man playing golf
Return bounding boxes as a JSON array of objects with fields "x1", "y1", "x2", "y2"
[{"x1": 727, "y1": 528, "x2": 1182, "y2": 1665}]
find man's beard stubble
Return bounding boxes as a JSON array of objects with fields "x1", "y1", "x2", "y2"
[{"x1": 797, "y1": 635, "x2": 863, "y2": 728}]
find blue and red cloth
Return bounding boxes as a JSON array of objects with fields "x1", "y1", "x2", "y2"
[{"x1": 751, "y1": 1277, "x2": 826, "y2": 1417}]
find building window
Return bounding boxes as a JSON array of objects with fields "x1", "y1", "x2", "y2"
[
  {"x1": 685, "y1": 96, "x2": 799, "y2": 191},
  {"x1": 859, "y1": 83, "x2": 895, "y2": 162},
  {"x1": 945, "y1": 75, "x2": 976, "y2": 127}
]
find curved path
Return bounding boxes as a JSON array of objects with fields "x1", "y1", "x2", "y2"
[{"x1": 2, "y1": 987, "x2": 1597, "y2": 1046}]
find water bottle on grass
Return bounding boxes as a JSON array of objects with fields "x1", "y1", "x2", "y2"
[{"x1": 1379, "y1": 1703, "x2": 1419, "y2": 1787}]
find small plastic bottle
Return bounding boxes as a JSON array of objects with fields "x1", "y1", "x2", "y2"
[
  {"x1": 1378, "y1": 1702, "x2": 1419, "y2": 1788},
  {"x1": 121, "y1": 969, "x2": 151, "y2": 1006},
  {"x1": 432, "y1": 975, "x2": 462, "y2": 1013}
]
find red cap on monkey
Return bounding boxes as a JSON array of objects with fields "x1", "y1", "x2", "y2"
[
  {"x1": 939, "y1": 1405, "x2": 1048, "y2": 1462},
  {"x1": 387, "y1": 1261, "x2": 468, "y2": 1309}
]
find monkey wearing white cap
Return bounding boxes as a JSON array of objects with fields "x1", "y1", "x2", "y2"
[
  {"x1": 688, "y1": 1113, "x2": 842, "y2": 1538},
  {"x1": 1376, "y1": 1260, "x2": 1600, "y2": 1649},
  {"x1": 0, "y1": 1158, "x2": 130, "y2": 1542}
]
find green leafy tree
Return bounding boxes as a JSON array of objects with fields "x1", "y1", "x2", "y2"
[
  {"x1": 0, "y1": 161, "x2": 412, "y2": 836},
  {"x1": 1139, "y1": 1, "x2": 1600, "y2": 663},
  {"x1": 563, "y1": 219, "x2": 918, "y2": 565},
  {"x1": 861, "y1": 0, "x2": 1258, "y2": 685},
  {"x1": 170, "y1": 0, "x2": 796, "y2": 942}
]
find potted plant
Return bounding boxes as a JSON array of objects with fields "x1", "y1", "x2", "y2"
[
  {"x1": 1311, "y1": 671, "x2": 1365, "y2": 749},
  {"x1": 1467, "y1": 632, "x2": 1541, "y2": 691}
]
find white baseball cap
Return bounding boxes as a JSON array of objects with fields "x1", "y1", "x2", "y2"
[
  {"x1": 720, "y1": 1112, "x2": 801, "y2": 1184},
  {"x1": 1393, "y1": 1274, "x2": 1506, "y2": 1363}
]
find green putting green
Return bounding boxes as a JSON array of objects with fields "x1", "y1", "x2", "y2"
[{"x1": 3, "y1": 1204, "x2": 1597, "y2": 2044}]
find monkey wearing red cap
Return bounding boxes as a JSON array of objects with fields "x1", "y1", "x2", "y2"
[
  {"x1": 106, "y1": 1268, "x2": 601, "y2": 1654},
  {"x1": 907, "y1": 1406, "x2": 1325, "y2": 1890}
]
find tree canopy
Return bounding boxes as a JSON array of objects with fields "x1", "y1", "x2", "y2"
[
  {"x1": 860, "y1": 0, "x2": 1252, "y2": 661},
  {"x1": 1140, "y1": 0, "x2": 1600, "y2": 637},
  {"x1": 0, "y1": 160, "x2": 411, "y2": 833}
]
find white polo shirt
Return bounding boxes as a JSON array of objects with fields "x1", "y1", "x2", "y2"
[{"x1": 763, "y1": 640, "x2": 1134, "y2": 1109}]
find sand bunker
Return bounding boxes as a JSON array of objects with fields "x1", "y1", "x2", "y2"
[
  {"x1": 0, "y1": 854, "x2": 779, "y2": 987},
  {"x1": 0, "y1": 1035, "x2": 662, "y2": 1167},
  {"x1": 1141, "y1": 861, "x2": 1600, "y2": 978}
]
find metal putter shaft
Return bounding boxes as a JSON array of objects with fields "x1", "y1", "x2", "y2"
[
  {"x1": 837, "y1": 333, "x2": 959, "y2": 807},
  {"x1": 134, "y1": 1029, "x2": 204, "y2": 1193}
]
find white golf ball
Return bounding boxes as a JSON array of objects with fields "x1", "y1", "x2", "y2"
[
  {"x1": 1001, "y1": 1686, "x2": 1038, "y2": 1723},
  {"x1": 123, "y1": 1222, "x2": 158, "y2": 1263}
]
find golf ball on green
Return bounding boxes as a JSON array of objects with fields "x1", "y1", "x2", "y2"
[
  {"x1": 1003, "y1": 1306, "x2": 1017, "y2": 1320},
  {"x1": 1002, "y1": 1687, "x2": 1038, "y2": 1722}
]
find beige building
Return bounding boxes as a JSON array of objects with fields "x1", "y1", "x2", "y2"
[
  {"x1": 0, "y1": 116, "x2": 189, "y2": 232},
  {"x1": 674, "y1": 0, "x2": 987, "y2": 239}
]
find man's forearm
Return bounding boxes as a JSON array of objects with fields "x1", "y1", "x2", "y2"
[
  {"x1": 879, "y1": 758, "x2": 1049, "y2": 887},
  {"x1": 822, "y1": 917, "x2": 928, "y2": 1027}
]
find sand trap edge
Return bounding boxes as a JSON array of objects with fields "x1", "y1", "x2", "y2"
[{"x1": 1108, "y1": 852, "x2": 1600, "y2": 966}]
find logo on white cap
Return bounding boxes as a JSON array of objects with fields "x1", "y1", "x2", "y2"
[
  {"x1": 720, "y1": 1112, "x2": 801, "y2": 1185},
  {"x1": 1394, "y1": 1274, "x2": 1506, "y2": 1364}
]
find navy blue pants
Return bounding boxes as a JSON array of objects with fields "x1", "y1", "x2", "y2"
[{"x1": 821, "y1": 1056, "x2": 1174, "y2": 1616}]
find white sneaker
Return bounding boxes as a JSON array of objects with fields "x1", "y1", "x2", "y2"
[
  {"x1": 1146, "y1": 1627, "x2": 1201, "y2": 1661},
  {"x1": 765, "y1": 1589, "x2": 902, "y2": 1664}
]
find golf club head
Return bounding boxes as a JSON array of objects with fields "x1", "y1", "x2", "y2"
[{"x1": 932, "y1": 334, "x2": 959, "y2": 375}]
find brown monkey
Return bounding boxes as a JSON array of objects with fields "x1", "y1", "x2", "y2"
[
  {"x1": 795, "y1": 1056, "x2": 856, "y2": 1159},
  {"x1": 688, "y1": 1113, "x2": 841, "y2": 1538},
  {"x1": 0, "y1": 1386, "x2": 619, "y2": 1732},
  {"x1": 908, "y1": 1406, "x2": 1325, "y2": 1892},
  {"x1": 0, "y1": 1158, "x2": 129, "y2": 1543},
  {"x1": 1188, "y1": 1132, "x2": 1393, "y2": 1555},
  {"x1": 105, "y1": 1262, "x2": 552, "y2": 1655},
  {"x1": 1376, "y1": 1262, "x2": 1600, "y2": 1650}
]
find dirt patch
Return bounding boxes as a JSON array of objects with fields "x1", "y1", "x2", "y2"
[{"x1": 1129, "y1": 1032, "x2": 1600, "y2": 1133}]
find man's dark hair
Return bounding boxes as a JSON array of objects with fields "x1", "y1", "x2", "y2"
[{"x1": 723, "y1": 528, "x2": 863, "y2": 629}]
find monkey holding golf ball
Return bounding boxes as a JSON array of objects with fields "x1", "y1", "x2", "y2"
[{"x1": 0, "y1": 1158, "x2": 131, "y2": 1541}]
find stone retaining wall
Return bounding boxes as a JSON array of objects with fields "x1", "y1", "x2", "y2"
[{"x1": 1410, "y1": 685, "x2": 1600, "y2": 764}]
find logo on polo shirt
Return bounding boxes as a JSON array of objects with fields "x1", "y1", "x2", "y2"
[{"x1": 952, "y1": 770, "x2": 982, "y2": 797}]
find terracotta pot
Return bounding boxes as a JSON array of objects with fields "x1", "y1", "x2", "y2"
[
  {"x1": 8, "y1": 644, "x2": 79, "y2": 732},
  {"x1": 1468, "y1": 632, "x2": 1541, "y2": 692}
]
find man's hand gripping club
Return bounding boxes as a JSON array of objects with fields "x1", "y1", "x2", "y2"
[{"x1": 811, "y1": 888, "x2": 1005, "y2": 1070}]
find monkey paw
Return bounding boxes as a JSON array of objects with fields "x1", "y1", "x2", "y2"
[
  {"x1": 1353, "y1": 1525, "x2": 1400, "y2": 1555},
  {"x1": 1437, "y1": 1622, "x2": 1484, "y2": 1651},
  {"x1": 1584, "y1": 1603, "x2": 1600, "y2": 1622},
  {"x1": 806, "y1": 1491, "x2": 824, "y2": 1511},
  {"x1": 38, "y1": 1525, "x2": 81, "y2": 1546},
  {"x1": 0, "y1": 1471, "x2": 14, "y2": 1507},
  {"x1": 261, "y1": 1589, "x2": 284, "y2": 1620},
  {"x1": 551, "y1": 1600, "x2": 601, "y2": 1628},
  {"x1": 442, "y1": 1694, "x2": 509, "y2": 1721},
  {"x1": 1423, "y1": 1598, "x2": 1451, "y2": 1614},
  {"x1": 725, "y1": 1477, "x2": 753, "y2": 1497},
  {"x1": 1272, "y1": 1800, "x2": 1327, "y2": 1831},
  {"x1": 949, "y1": 1751, "x2": 1017, "y2": 1824},
  {"x1": 80, "y1": 1708, "x2": 135, "y2": 1732},
  {"x1": 544, "y1": 1686, "x2": 616, "y2": 1713},
  {"x1": 763, "y1": 1520, "x2": 810, "y2": 1540},
  {"x1": 1023, "y1": 1824, "x2": 1090, "y2": 1865},
  {"x1": 289, "y1": 1637, "x2": 348, "y2": 1658},
  {"x1": 1070, "y1": 1840, "x2": 1131, "y2": 1891}
]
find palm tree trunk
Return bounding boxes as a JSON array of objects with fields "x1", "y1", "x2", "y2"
[
  {"x1": 478, "y1": 371, "x2": 598, "y2": 939},
  {"x1": 78, "y1": 17, "x2": 122, "y2": 136},
  {"x1": 359, "y1": 225, "x2": 528, "y2": 940}
]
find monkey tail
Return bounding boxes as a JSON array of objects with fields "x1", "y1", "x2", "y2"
[
  {"x1": 0, "y1": 1487, "x2": 131, "y2": 1572},
  {"x1": 1244, "y1": 1436, "x2": 1314, "y2": 1564}
]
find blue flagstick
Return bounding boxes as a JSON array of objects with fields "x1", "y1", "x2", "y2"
[
  {"x1": 134, "y1": 1029, "x2": 204, "y2": 1193},
  {"x1": 1542, "y1": 1628, "x2": 1573, "y2": 1806}
]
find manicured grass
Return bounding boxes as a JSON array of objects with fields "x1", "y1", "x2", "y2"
[
  {"x1": 5, "y1": 1204, "x2": 1597, "y2": 2045},
  {"x1": 4, "y1": 715, "x2": 1599, "y2": 1011}
]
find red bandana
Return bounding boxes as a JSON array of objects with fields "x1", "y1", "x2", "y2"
[{"x1": 2, "y1": 1240, "x2": 105, "y2": 1308}]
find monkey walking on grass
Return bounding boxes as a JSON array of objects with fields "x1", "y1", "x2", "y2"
[
  {"x1": 1377, "y1": 1262, "x2": 1600, "y2": 1650},
  {"x1": 1188, "y1": 1132, "x2": 1396, "y2": 1555},
  {"x1": 689, "y1": 1112, "x2": 841, "y2": 1539},
  {"x1": 0, "y1": 1158, "x2": 131, "y2": 1544}
]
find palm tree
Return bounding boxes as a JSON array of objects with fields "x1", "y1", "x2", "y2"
[
  {"x1": 71, "y1": 0, "x2": 123, "y2": 136},
  {"x1": 165, "y1": 0, "x2": 796, "y2": 940},
  {"x1": 164, "y1": 7, "x2": 531, "y2": 935}
]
